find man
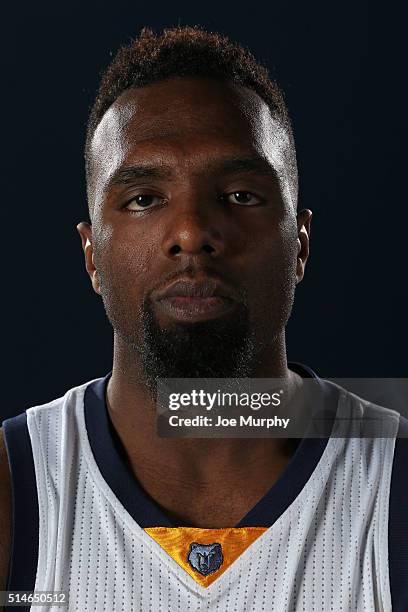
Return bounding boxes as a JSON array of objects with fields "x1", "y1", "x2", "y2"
[{"x1": 0, "y1": 26, "x2": 407, "y2": 611}]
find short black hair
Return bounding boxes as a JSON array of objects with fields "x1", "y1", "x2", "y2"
[{"x1": 85, "y1": 26, "x2": 298, "y2": 212}]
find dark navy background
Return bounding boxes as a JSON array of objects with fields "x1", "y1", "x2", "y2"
[{"x1": 2, "y1": 1, "x2": 406, "y2": 420}]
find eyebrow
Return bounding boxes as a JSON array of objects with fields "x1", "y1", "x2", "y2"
[
  {"x1": 212, "y1": 155, "x2": 279, "y2": 179},
  {"x1": 107, "y1": 154, "x2": 278, "y2": 189},
  {"x1": 108, "y1": 164, "x2": 173, "y2": 186}
]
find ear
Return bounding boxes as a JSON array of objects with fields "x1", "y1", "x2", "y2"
[
  {"x1": 296, "y1": 209, "x2": 312, "y2": 285},
  {"x1": 76, "y1": 221, "x2": 101, "y2": 295}
]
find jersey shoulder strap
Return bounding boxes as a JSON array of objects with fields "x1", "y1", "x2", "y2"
[{"x1": 3, "y1": 411, "x2": 38, "y2": 610}]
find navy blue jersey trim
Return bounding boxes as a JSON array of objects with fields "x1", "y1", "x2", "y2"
[
  {"x1": 237, "y1": 362, "x2": 337, "y2": 527},
  {"x1": 84, "y1": 362, "x2": 335, "y2": 529},
  {"x1": 85, "y1": 375, "x2": 174, "y2": 528},
  {"x1": 2, "y1": 412, "x2": 38, "y2": 611},
  {"x1": 389, "y1": 416, "x2": 408, "y2": 611}
]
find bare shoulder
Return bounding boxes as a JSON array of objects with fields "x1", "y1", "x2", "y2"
[{"x1": 0, "y1": 427, "x2": 11, "y2": 592}]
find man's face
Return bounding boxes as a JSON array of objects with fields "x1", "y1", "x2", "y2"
[{"x1": 81, "y1": 77, "x2": 310, "y2": 383}]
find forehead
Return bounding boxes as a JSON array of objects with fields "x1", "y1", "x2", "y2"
[{"x1": 89, "y1": 77, "x2": 292, "y2": 206}]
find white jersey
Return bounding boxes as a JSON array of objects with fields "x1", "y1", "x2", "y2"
[{"x1": 5, "y1": 374, "x2": 401, "y2": 611}]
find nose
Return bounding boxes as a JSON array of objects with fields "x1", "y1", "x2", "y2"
[{"x1": 161, "y1": 210, "x2": 225, "y2": 260}]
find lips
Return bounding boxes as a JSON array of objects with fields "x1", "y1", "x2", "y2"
[
  {"x1": 152, "y1": 277, "x2": 238, "y2": 322},
  {"x1": 153, "y1": 278, "x2": 235, "y2": 301}
]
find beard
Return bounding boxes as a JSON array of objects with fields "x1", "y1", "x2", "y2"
[
  {"x1": 137, "y1": 298, "x2": 258, "y2": 392},
  {"x1": 96, "y1": 243, "x2": 297, "y2": 395},
  {"x1": 96, "y1": 259, "x2": 263, "y2": 393}
]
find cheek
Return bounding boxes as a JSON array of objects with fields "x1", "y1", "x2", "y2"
[
  {"x1": 245, "y1": 221, "x2": 298, "y2": 315},
  {"x1": 248, "y1": 220, "x2": 297, "y2": 278},
  {"x1": 93, "y1": 222, "x2": 156, "y2": 300}
]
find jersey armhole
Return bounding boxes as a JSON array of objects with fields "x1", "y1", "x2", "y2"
[
  {"x1": 388, "y1": 415, "x2": 408, "y2": 611},
  {"x1": 2, "y1": 412, "x2": 39, "y2": 610}
]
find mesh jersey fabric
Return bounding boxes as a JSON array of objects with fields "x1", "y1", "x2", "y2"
[{"x1": 4, "y1": 374, "x2": 400, "y2": 612}]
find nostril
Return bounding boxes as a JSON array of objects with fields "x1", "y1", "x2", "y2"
[{"x1": 168, "y1": 243, "x2": 215, "y2": 256}]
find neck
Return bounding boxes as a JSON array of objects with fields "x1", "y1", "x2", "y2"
[
  {"x1": 105, "y1": 332, "x2": 303, "y2": 526},
  {"x1": 107, "y1": 331, "x2": 300, "y2": 458}
]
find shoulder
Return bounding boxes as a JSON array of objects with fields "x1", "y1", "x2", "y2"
[
  {"x1": 15, "y1": 377, "x2": 102, "y2": 444},
  {"x1": 388, "y1": 416, "x2": 408, "y2": 610},
  {"x1": 390, "y1": 415, "x2": 408, "y2": 500},
  {"x1": 0, "y1": 377, "x2": 100, "y2": 601},
  {"x1": 0, "y1": 426, "x2": 12, "y2": 592}
]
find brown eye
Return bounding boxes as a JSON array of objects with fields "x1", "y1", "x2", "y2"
[
  {"x1": 225, "y1": 191, "x2": 261, "y2": 206},
  {"x1": 126, "y1": 194, "x2": 165, "y2": 211}
]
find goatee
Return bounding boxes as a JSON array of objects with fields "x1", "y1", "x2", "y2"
[{"x1": 138, "y1": 298, "x2": 257, "y2": 393}]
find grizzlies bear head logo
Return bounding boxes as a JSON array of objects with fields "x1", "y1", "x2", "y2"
[{"x1": 187, "y1": 542, "x2": 223, "y2": 576}]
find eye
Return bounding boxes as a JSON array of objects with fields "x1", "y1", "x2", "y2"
[
  {"x1": 224, "y1": 191, "x2": 261, "y2": 206},
  {"x1": 125, "y1": 194, "x2": 165, "y2": 212}
]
